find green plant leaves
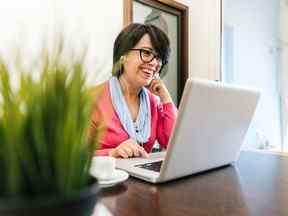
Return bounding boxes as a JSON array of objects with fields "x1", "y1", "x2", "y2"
[{"x1": 0, "y1": 48, "x2": 99, "y2": 198}]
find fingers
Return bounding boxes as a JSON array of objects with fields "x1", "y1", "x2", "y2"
[
  {"x1": 149, "y1": 79, "x2": 163, "y2": 95},
  {"x1": 114, "y1": 139, "x2": 149, "y2": 158},
  {"x1": 127, "y1": 142, "x2": 149, "y2": 158},
  {"x1": 132, "y1": 146, "x2": 140, "y2": 157},
  {"x1": 125, "y1": 141, "x2": 139, "y2": 157},
  {"x1": 149, "y1": 79, "x2": 172, "y2": 103},
  {"x1": 118, "y1": 148, "x2": 129, "y2": 158},
  {"x1": 139, "y1": 146, "x2": 149, "y2": 158},
  {"x1": 149, "y1": 79, "x2": 159, "y2": 90},
  {"x1": 152, "y1": 83, "x2": 161, "y2": 93},
  {"x1": 117, "y1": 146, "x2": 137, "y2": 158}
]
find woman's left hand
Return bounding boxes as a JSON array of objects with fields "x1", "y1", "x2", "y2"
[{"x1": 148, "y1": 78, "x2": 173, "y2": 104}]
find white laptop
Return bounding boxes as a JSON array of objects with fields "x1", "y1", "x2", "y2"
[{"x1": 116, "y1": 78, "x2": 261, "y2": 183}]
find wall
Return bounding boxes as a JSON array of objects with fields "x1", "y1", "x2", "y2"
[
  {"x1": 279, "y1": 0, "x2": 288, "y2": 151},
  {"x1": 0, "y1": 0, "x2": 221, "y2": 86},
  {"x1": 0, "y1": 0, "x2": 123, "y2": 86},
  {"x1": 180, "y1": 0, "x2": 221, "y2": 80},
  {"x1": 223, "y1": 0, "x2": 282, "y2": 149}
]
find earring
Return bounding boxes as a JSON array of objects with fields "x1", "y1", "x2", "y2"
[
  {"x1": 119, "y1": 56, "x2": 126, "y2": 76},
  {"x1": 112, "y1": 56, "x2": 126, "y2": 77},
  {"x1": 120, "y1": 55, "x2": 126, "y2": 63}
]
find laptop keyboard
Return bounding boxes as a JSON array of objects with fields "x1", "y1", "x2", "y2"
[{"x1": 135, "y1": 160, "x2": 163, "y2": 172}]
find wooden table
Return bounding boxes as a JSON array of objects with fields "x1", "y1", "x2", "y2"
[{"x1": 99, "y1": 151, "x2": 288, "y2": 216}]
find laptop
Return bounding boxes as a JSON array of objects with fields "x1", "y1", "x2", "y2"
[{"x1": 116, "y1": 78, "x2": 261, "y2": 183}]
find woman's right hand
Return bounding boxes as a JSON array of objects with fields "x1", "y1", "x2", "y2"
[{"x1": 109, "y1": 139, "x2": 149, "y2": 158}]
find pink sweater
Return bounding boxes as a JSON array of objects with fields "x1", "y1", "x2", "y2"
[{"x1": 89, "y1": 81, "x2": 177, "y2": 156}]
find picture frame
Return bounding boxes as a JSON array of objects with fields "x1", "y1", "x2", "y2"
[{"x1": 123, "y1": 0, "x2": 189, "y2": 105}]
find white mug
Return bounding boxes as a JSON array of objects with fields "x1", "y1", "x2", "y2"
[{"x1": 90, "y1": 156, "x2": 116, "y2": 180}]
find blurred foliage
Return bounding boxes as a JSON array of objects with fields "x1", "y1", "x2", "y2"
[{"x1": 0, "y1": 43, "x2": 100, "y2": 198}]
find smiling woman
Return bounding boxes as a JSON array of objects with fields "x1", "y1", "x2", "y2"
[
  {"x1": 89, "y1": 23, "x2": 177, "y2": 158},
  {"x1": 123, "y1": 0, "x2": 189, "y2": 105}
]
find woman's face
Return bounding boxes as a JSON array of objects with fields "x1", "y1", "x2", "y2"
[{"x1": 122, "y1": 34, "x2": 162, "y2": 88}]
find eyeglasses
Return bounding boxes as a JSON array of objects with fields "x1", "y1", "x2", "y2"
[{"x1": 129, "y1": 48, "x2": 162, "y2": 65}]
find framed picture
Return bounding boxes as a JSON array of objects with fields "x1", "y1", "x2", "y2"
[{"x1": 123, "y1": 0, "x2": 189, "y2": 105}]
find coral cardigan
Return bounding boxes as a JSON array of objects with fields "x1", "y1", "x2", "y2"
[{"x1": 89, "y1": 81, "x2": 177, "y2": 156}]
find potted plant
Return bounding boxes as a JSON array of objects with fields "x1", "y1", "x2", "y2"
[{"x1": 0, "y1": 46, "x2": 101, "y2": 215}]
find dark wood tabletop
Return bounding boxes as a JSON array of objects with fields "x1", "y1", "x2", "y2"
[{"x1": 98, "y1": 151, "x2": 288, "y2": 216}]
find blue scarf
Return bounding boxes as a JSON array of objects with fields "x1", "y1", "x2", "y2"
[{"x1": 109, "y1": 77, "x2": 151, "y2": 144}]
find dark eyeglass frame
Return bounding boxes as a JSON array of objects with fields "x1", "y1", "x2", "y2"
[{"x1": 129, "y1": 48, "x2": 163, "y2": 65}]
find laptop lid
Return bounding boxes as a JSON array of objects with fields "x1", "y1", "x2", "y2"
[{"x1": 158, "y1": 79, "x2": 260, "y2": 182}]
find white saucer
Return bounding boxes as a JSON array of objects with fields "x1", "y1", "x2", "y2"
[{"x1": 91, "y1": 169, "x2": 129, "y2": 188}]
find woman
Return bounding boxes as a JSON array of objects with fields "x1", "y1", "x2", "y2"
[{"x1": 90, "y1": 23, "x2": 177, "y2": 158}]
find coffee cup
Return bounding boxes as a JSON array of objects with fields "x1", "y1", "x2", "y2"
[{"x1": 90, "y1": 156, "x2": 116, "y2": 180}]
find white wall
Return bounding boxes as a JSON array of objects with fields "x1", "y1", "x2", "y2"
[
  {"x1": 0, "y1": 0, "x2": 123, "y2": 86},
  {"x1": 180, "y1": 0, "x2": 221, "y2": 80},
  {"x1": 279, "y1": 0, "x2": 288, "y2": 151},
  {"x1": 223, "y1": 0, "x2": 282, "y2": 149},
  {"x1": 0, "y1": 0, "x2": 221, "y2": 86}
]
